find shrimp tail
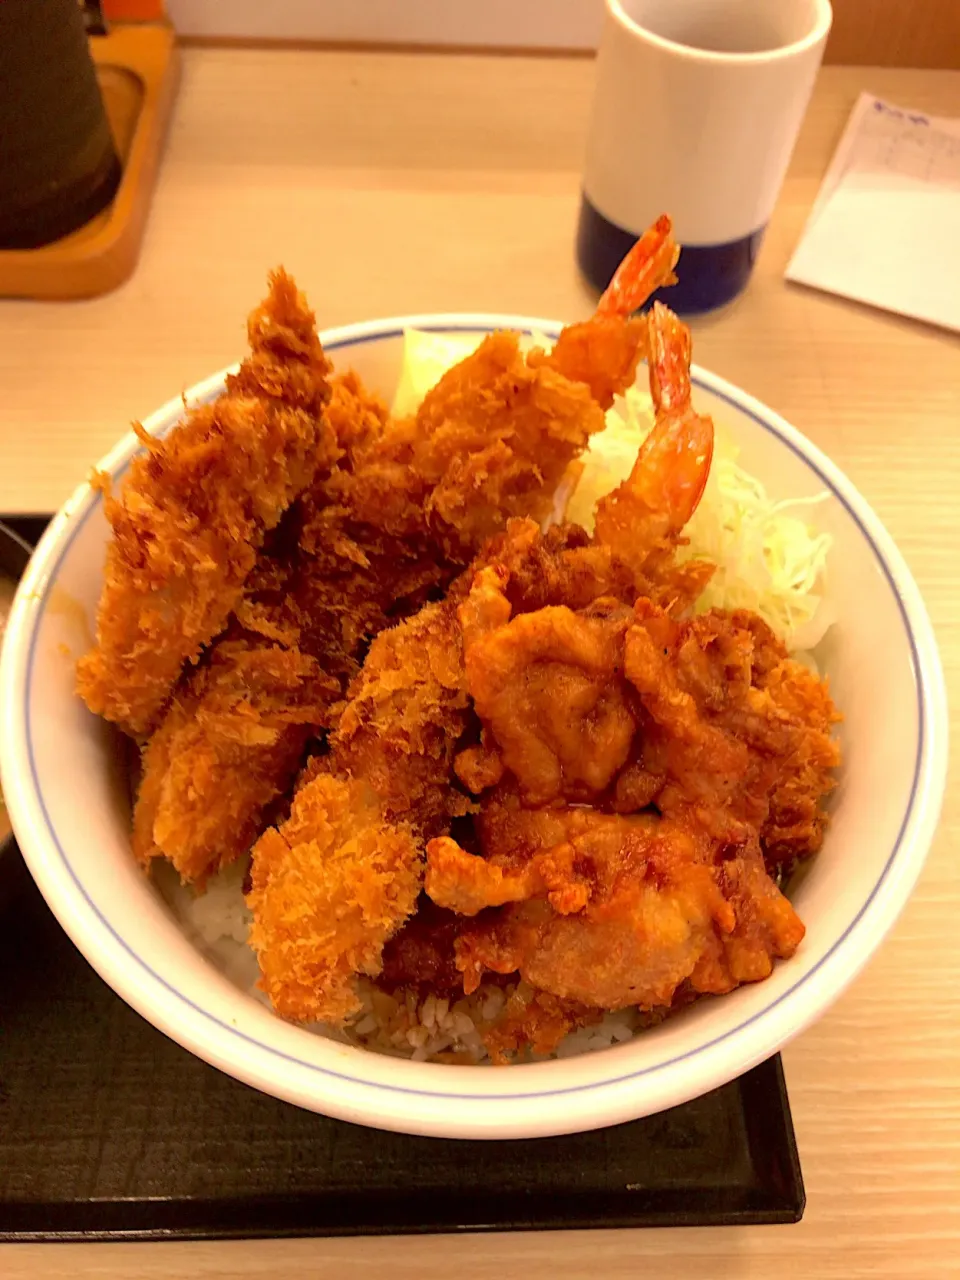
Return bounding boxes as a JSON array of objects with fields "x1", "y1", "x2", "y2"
[
  {"x1": 596, "y1": 215, "x2": 680, "y2": 319},
  {"x1": 646, "y1": 300, "x2": 692, "y2": 416},
  {"x1": 594, "y1": 299, "x2": 713, "y2": 553},
  {"x1": 539, "y1": 215, "x2": 681, "y2": 409}
]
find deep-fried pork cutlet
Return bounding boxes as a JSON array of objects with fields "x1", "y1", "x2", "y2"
[{"x1": 77, "y1": 270, "x2": 334, "y2": 737}]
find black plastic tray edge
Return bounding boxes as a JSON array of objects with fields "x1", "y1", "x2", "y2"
[
  {"x1": 0, "y1": 519, "x2": 34, "y2": 904},
  {"x1": 1, "y1": 514, "x2": 50, "y2": 548},
  {"x1": 0, "y1": 1057, "x2": 803, "y2": 1242},
  {"x1": 0, "y1": 514, "x2": 804, "y2": 1241}
]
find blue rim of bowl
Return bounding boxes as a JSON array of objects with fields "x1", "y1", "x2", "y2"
[{"x1": 20, "y1": 323, "x2": 930, "y2": 1104}]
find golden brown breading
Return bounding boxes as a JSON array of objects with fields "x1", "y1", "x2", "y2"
[
  {"x1": 246, "y1": 600, "x2": 474, "y2": 1023},
  {"x1": 132, "y1": 637, "x2": 337, "y2": 886},
  {"x1": 695, "y1": 848, "x2": 808, "y2": 989},
  {"x1": 531, "y1": 313, "x2": 647, "y2": 410},
  {"x1": 127, "y1": 312, "x2": 653, "y2": 888},
  {"x1": 458, "y1": 572, "x2": 637, "y2": 806},
  {"x1": 247, "y1": 774, "x2": 423, "y2": 1024},
  {"x1": 450, "y1": 814, "x2": 732, "y2": 1008},
  {"x1": 332, "y1": 601, "x2": 473, "y2": 834},
  {"x1": 447, "y1": 523, "x2": 711, "y2": 810},
  {"x1": 417, "y1": 578, "x2": 835, "y2": 1036},
  {"x1": 94, "y1": 229, "x2": 839, "y2": 1057},
  {"x1": 450, "y1": 556, "x2": 838, "y2": 865},
  {"x1": 342, "y1": 331, "x2": 609, "y2": 557},
  {"x1": 294, "y1": 369, "x2": 454, "y2": 687},
  {"x1": 431, "y1": 802, "x2": 804, "y2": 1015},
  {"x1": 77, "y1": 269, "x2": 334, "y2": 737},
  {"x1": 465, "y1": 517, "x2": 712, "y2": 617},
  {"x1": 623, "y1": 601, "x2": 842, "y2": 862},
  {"x1": 131, "y1": 374, "x2": 446, "y2": 887}
]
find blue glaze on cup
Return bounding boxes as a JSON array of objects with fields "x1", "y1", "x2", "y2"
[{"x1": 576, "y1": 192, "x2": 766, "y2": 316}]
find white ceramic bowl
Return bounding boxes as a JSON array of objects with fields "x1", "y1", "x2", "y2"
[{"x1": 0, "y1": 315, "x2": 947, "y2": 1139}]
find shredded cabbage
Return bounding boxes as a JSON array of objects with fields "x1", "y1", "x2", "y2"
[
  {"x1": 394, "y1": 329, "x2": 835, "y2": 651},
  {"x1": 571, "y1": 385, "x2": 835, "y2": 649}
]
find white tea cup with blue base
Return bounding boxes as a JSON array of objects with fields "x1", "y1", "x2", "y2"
[{"x1": 577, "y1": 0, "x2": 833, "y2": 314}]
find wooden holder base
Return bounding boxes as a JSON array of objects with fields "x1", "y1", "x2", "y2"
[{"x1": 0, "y1": 24, "x2": 179, "y2": 300}]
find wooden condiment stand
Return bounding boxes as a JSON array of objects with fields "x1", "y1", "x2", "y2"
[{"x1": 0, "y1": 2, "x2": 178, "y2": 300}]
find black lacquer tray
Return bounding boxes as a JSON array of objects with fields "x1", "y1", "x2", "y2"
[{"x1": 0, "y1": 515, "x2": 803, "y2": 1242}]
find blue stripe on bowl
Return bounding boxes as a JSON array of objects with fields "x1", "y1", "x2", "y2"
[
  {"x1": 23, "y1": 324, "x2": 926, "y2": 1105},
  {"x1": 576, "y1": 193, "x2": 766, "y2": 315}
]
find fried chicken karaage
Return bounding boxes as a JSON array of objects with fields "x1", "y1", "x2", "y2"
[
  {"x1": 623, "y1": 599, "x2": 842, "y2": 862},
  {"x1": 428, "y1": 794, "x2": 805, "y2": 1012},
  {"x1": 418, "y1": 586, "x2": 834, "y2": 1053},
  {"x1": 413, "y1": 272, "x2": 836, "y2": 1054}
]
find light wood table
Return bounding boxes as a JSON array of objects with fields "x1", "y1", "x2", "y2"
[{"x1": 2, "y1": 49, "x2": 958, "y2": 1280}]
